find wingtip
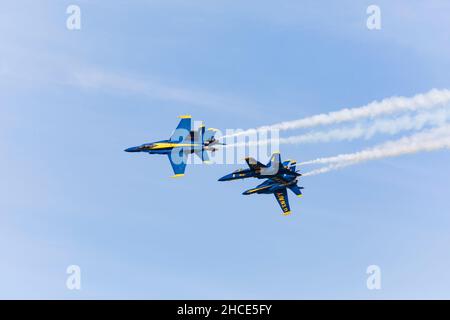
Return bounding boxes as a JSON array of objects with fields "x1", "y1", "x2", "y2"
[
  {"x1": 282, "y1": 211, "x2": 292, "y2": 216},
  {"x1": 207, "y1": 128, "x2": 219, "y2": 132},
  {"x1": 171, "y1": 174, "x2": 185, "y2": 178},
  {"x1": 178, "y1": 115, "x2": 192, "y2": 119}
]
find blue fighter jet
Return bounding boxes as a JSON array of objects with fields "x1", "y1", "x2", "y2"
[
  {"x1": 219, "y1": 153, "x2": 303, "y2": 215},
  {"x1": 125, "y1": 115, "x2": 222, "y2": 177}
]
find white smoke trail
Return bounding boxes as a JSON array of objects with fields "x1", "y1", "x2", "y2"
[
  {"x1": 224, "y1": 106, "x2": 450, "y2": 148},
  {"x1": 222, "y1": 88, "x2": 450, "y2": 139},
  {"x1": 280, "y1": 107, "x2": 450, "y2": 144},
  {"x1": 301, "y1": 125, "x2": 450, "y2": 176}
]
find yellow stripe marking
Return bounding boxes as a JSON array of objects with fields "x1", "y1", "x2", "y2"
[
  {"x1": 150, "y1": 143, "x2": 200, "y2": 150},
  {"x1": 246, "y1": 185, "x2": 271, "y2": 193}
]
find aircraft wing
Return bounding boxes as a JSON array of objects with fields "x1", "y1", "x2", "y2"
[
  {"x1": 169, "y1": 115, "x2": 192, "y2": 143},
  {"x1": 167, "y1": 148, "x2": 187, "y2": 177},
  {"x1": 274, "y1": 188, "x2": 291, "y2": 215}
]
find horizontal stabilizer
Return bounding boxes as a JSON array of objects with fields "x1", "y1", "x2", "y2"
[
  {"x1": 288, "y1": 184, "x2": 303, "y2": 197},
  {"x1": 194, "y1": 150, "x2": 210, "y2": 162}
]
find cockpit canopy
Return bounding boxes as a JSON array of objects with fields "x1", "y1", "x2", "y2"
[{"x1": 140, "y1": 143, "x2": 155, "y2": 149}]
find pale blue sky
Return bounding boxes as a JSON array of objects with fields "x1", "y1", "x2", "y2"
[{"x1": 1, "y1": 1, "x2": 450, "y2": 299}]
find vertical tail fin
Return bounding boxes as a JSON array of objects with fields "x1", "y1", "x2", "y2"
[
  {"x1": 269, "y1": 152, "x2": 281, "y2": 167},
  {"x1": 203, "y1": 128, "x2": 218, "y2": 144},
  {"x1": 263, "y1": 152, "x2": 281, "y2": 175},
  {"x1": 193, "y1": 123, "x2": 212, "y2": 163},
  {"x1": 198, "y1": 123, "x2": 206, "y2": 144},
  {"x1": 289, "y1": 160, "x2": 297, "y2": 172}
]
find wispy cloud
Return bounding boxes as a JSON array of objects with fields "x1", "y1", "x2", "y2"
[
  {"x1": 70, "y1": 68, "x2": 246, "y2": 111},
  {"x1": 1, "y1": 45, "x2": 252, "y2": 114}
]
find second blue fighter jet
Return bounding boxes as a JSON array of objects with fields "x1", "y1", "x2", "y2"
[{"x1": 219, "y1": 153, "x2": 303, "y2": 215}]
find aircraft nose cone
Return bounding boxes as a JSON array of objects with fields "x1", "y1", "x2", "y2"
[
  {"x1": 124, "y1": 147, "x2": 139, "y2": 153},
  {"x1": 218, "y1": 174, "x2": 231, "y2": 181}
]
